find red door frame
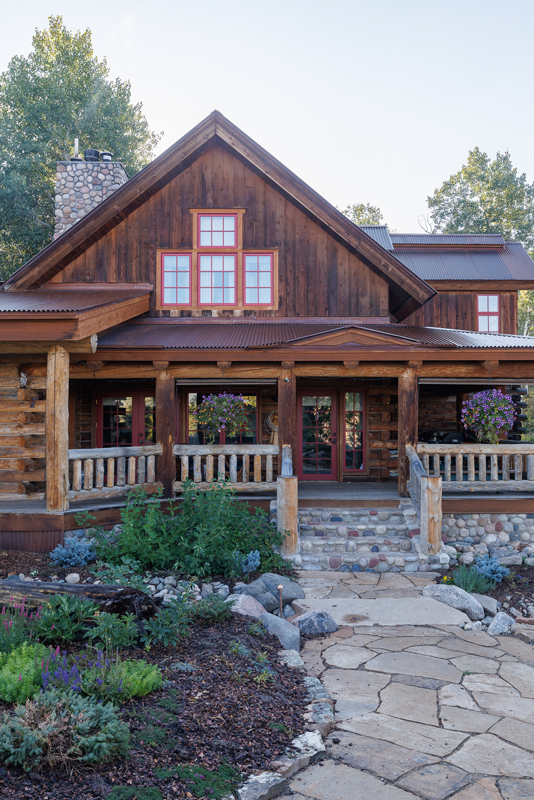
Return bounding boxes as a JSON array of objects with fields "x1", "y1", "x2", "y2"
[
  {"x1": 297, "y1": 390, "x2": 338, "y2": 480},
  {"x1": 95, "y1": 390, "x2": 155, "y2": 448}
]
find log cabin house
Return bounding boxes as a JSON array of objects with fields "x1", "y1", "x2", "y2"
[{"x1": 2, "y1": 110, "x2": 534, "y2": 571}]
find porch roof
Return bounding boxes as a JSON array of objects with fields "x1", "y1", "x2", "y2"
[{"x1": 97, "y1": 319, "x2": 534, "y2": 351}]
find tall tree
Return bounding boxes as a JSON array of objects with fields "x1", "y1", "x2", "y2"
[
  {"x1": 342, "y1": 202, "x2": 384, "y2": 226},
  {"x1": 427, "y1": 147, "x2": 534, "y2": 255},
  {"x1": 0, "y1": 15, "x2": 161, "y2": 277}
]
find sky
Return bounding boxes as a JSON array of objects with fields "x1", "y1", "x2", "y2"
[{"x1": 2, "y1": 0, "x2": 534, "y2": 232}]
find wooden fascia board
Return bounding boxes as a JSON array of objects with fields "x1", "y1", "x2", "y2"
[
  {"x1": 428, "y1": 281, "x2": 529, "y2": 291},
  {"x1": 89, "y1": 346, "x2": 534, "y2": 362}
]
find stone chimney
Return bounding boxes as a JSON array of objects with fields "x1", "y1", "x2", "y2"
[{"x1": 53, "y1": 157, "x2": 129, "y2": 240}]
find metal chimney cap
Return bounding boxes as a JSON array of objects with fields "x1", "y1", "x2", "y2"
[
  {"x1": 100, "y1": 151, "x2": 113, "y2": 162},
  {"x1": 84, "y1": 148, "x2": 100, "y2": 162}
]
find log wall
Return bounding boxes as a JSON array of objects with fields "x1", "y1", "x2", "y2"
[{"x1": 403, "y1": 291, "x2": 518, "y2": 334}]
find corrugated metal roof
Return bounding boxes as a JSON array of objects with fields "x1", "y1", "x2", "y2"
[
  {"x1": 98, "y1": 320, "x2": 534, "y2": 350},
  {"x1": 0, "y1": 289, "x2": 148, "y2": 313},
  {"x1": 359, "y1": 225, "x2": 394, "y2": 250},
  {"x1": 391, "y1": 233, "x2": 505, "y2": 246},
  {"x1": 392, "y1": 244, "x2": 534, "y2": 281}
]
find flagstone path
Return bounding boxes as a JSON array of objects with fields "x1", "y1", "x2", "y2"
[{"x1": 279, "y1": 571, "x2": 534, "y2": 800}]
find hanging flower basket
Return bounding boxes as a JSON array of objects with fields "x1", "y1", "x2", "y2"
[
  {"x1": 461, "y1": 389, "x2": 516, "y2": 444},
  {"x1": 192, "y1": 393, "x2": 250, "y2": 444}
]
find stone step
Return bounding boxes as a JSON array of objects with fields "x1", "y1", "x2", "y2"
[
  {"x1": 301, "y1": 535, "x2": 414, "y2": 554},
  {"x1": 300, "y1": 551, "x2": 420, "y2": 573}
]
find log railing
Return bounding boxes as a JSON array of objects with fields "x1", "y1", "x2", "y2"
[
  {"x1": 417, "y1": 443, "x2": 534, "y2": 492},
  {"x1": 68, "y1": 444, "x2": 163, "y2": 501},
  {"x1": 406, "y1": 444, "x2": 441, "y2": 555},
  {"x1": 173, "y1": 444, "x2": 279, "y2": 492}
]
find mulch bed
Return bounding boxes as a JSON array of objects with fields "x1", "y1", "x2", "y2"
[
  {"x1": 438, "y1": 563, "x2": 534, "y2": 615},
  {"x1": 0, "y1": 616, "x2": 307, "y2": 800},
  {"x1": 0, "y1": 549, "x2": 94, "y2": 582}
]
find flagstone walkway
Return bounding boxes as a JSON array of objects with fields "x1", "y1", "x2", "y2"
[{"x1": 280, "y1": 571, "x2": 534, "y2": 800}]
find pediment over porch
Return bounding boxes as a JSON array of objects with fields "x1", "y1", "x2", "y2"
[{"x1": 286, "y1": 325, "x2": 439, "y2": 349}]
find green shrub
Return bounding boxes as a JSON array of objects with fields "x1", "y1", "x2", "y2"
[
  {"x1": 93, "y1": 482, "x2": 287, "y2": 578},
  {"x1": 190, "y1": 593, "x2": 235, "y2": 626},
  {"x1": 79, "y1": 651, "x2": 162, "y2": 702},
  {"x1": 0, "y1": 689, "x2": 129, "y2": 771},
  {"x1": 154, "y1": 762, "x2": 240, "y2": 799},
  {"x1": 141, "y1": 595, "x2": 192, "y2": 648},
  {"x1": 0, "y1": 642, "x2": 48, "y2": 703},
  {"x1": 33, "y1": 594, "x2": 99, "y2": 645},
  {"x1": 84, "y1": 612, "x2": 138, "y2": 650},
  {"x1": 89, "y1": 557, "x2": 147, "y2": 592},
  {"x1": 108, "y1": 789, "x2": 163, "y2": 800},
  {"x1": 451, "y1": 564, "x2": 495, "y2": 594}
]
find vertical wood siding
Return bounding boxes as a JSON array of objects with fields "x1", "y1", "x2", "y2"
[{"x1": 403, "y1": 291, "x2": 518, "y2": 334}]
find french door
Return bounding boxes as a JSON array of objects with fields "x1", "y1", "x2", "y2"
[
  {"x1": 297, "y1": 392, "x2": 338, "y2": 480},
  {"x1": 96, "y1": 391, "x2": 156, "y2": 448}
]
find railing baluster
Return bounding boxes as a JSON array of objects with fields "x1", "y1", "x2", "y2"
[
  {"x1": 206, "y1": 455, "x2": 214, "y2": 482},
  {"x1": 444, "y1": 454, "x2": 451, "y2": 482},
  {"x1": 147, "y1": 455, "x2": 155, "y2": 483},
  {"x1": 479, "y1": 454, "x2": 486, "y2": 482},
  {"x1": 193, "y1": 455, "x2": 202, "y2": 482},
  {"x1": 181, "y1": 455, "x2": 188, "y2": 481},
  {"x1": 242, "y1": 454, "x2": 249, "y2": 483},
  {"x1": 218, "y1": 454, "x2": 225, "y2": 481},
  {"x1": 107, "y1": 457, "x2": 115, "y2": 488},
  {"x1": 515, "y1": 454, "x2": 523, "y2": 481},
  {"x1": 422, "y1": 454, "x2": 429, "y2": 474},
  {"x1": 528, "y1": 454, "x2": 534, "y2": 481},
  {"x1": 254, "y1": 454, "x2": 261, "y2": 482},
  {"x1": 490, "y1": 454, "x2": 498, "y2": 481},
  {"x1": 84, "y1": 459, "x2": 93, "y2": 491},
  {"x1": 128, "y1": 456, "x2": 136, "y2": 485},
  {"x1": 73, "y1": 459, "x2": 82, "y2": 491},
  {"x1": 96, "y1": 458, "x2": 104, "y2": 489},
  {"x1": 117, "y1": 457, "x2": 126, "y2": 486},
  {"x1": 229, "y1": 454, "x2": 238, "y2": 482},
  {"x1": 468, "y1": 454, "x2": 475, "y2": 482},
  {"x1": 502, "y1": 454, "x2": 510, "y2": 481},
  {"x1": 137, "y1": 455, "x2": 146, "y2": 485},
  {"x1": 266, "y1": 454, "x2": 273, "y2": 482},
  {"x1": 433, "y1": 454, "x2": 440, "y2": 476}
]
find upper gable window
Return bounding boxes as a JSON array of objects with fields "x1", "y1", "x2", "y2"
[
  {"x1": 161, "y1": 253, "x2": 191, "y2": 306},
  {"x1": 477, "y1": 294, "x2": 499, "y2": 332},
  {"x1": 198, "y1": 214, "x2": 237, "y2": 248},
  {"x1": 199, "y1": 254, "x2": 236, "y2": 305},
  {"x1": 244, "y1": 254, "x2": 273, "y2": 305}
]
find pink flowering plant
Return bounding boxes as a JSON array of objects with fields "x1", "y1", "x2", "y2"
[
  {"x1": 192, "y1": 393, "x2": 250, "y2": 444},
  {"x1": 461, "y1": 389, "x2": 516, "y2": 444}
]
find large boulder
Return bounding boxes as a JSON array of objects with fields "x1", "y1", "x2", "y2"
[
  {"x1": 422, "y1": 584, "x2": 484, "y2": 621},
  {"x1": 235, "y1": 573, "x2": 305, "y2": 613},
  {"x1": 259, "y1": 612, "x2": 301, "y2": 651},
  {"x1": 225, "y1": 593, "x2": 266, "y2": 620},
  {"x1": 487, "y1": 611, "x2": 515, "y2": 636},
  {"x1": 292, "y1": 608, "x2": 339, "y2": 636},
  {"x1": 471, "y1": 593, "x2": 501, "y2": 617}
]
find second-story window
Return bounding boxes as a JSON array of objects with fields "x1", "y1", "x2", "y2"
[
  {"x1": 198, "y1": 214, "x2": 237, "y2": 248},
  {"x1": 244, "y1": 254, "x2": 273, "y2": 305},
  {"x1": 162, "y1": 254, "x2": 191, "y2": 305},
  {"x1": 477, "y1": 294, "x2": 499, "y2": 332},
  {"x1": 199, "y1": 254, "x2": 236, "y2": 305}
]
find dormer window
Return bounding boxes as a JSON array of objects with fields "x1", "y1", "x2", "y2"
[
  {"x1": 477, "y1": 294, "x2": 499, "y2": 332},
  {"x1": 198, "y1": 214, "x2": 237, "y2": 248}
]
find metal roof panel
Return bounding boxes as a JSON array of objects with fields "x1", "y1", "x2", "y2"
[{"x1": 0, "y1": 289, "x2": 148, "y2": 313}]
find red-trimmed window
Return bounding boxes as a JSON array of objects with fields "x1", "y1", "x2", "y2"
[
  {"x1": 161, "y1": 253, "x2": 191, "y2": 306},
  {"x1": 198, "y1": 214, "x2": 237, "y2": 248},
  {"x1": 344, "y1": 392, "x2": 365, "y2": 471},
  {"x1": 198, "y1": 254, "x2": 236, "y2": 305},
  {"x1": 477, "y1": 294, "x2": 499, "y2": 332},
  {"x1": 244, "y1": 253, "x2": 273, "y2": 305}
]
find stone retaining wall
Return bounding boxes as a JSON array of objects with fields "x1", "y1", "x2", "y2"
[{"x1": 442, "y1": 512, "x2": 534, "y2": 567}]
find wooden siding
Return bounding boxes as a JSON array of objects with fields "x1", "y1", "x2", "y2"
[
  {"x1": 58, "y1": 144, "x2": 389, "y2": 319},
  {"x1": 404, "y1": 291, "x2": 518, "y2": 334}
]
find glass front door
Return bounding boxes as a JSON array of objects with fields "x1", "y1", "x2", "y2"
[
  {"x1": 96, "y1": 392, "x2": 156, "y2": 447},
  {"x1": 297, "y1": 392, "x2": 337, "y2": 480}
]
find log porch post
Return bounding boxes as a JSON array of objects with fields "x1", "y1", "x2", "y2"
[
  {"x1": 398, "y1": 368, "x2": 419, "y2": 497},
  {"x1": 46, "y1": 345, "x2": 70, "y2": 512},
  {"x1": 277, "y1": 445, "x2": 299, "y2": 557},
  {"x1": 155, "y1": 370, "x2": 176, "y2": 497},
  {"x1": 277, "y1": 368, "x2": 296, "y2": 474}
]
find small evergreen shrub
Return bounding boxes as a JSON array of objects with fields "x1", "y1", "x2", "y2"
[
  {"x1": 0, "y1": 689, "x2": 129, "y2": 771},
  {"x1": 50, "y1": 538, "x2": 96, "y2": 567},
  {"x1": 108, "y1": 789, "x2": 163, "y2": 800},
  {"x1": 33, "y1": 594, "x2": 99, "y2": 645},
  {"x1": 234, "y1": 549, "x2": 261, "y2": 574},
  {"x1": 89, "y1": 557, "x2": 147, "y2": 592},
  {"x1": 84, "y1": 612, "x2": 139, "y2": 650},
  {"x1": 473, "y1": 555, "x2": 510, "y2": 584},
  {"x1": 154, "y1": 762, "x2": 240, "y2": 799},
  {"x1": 140, "y1": 596, "x2": 192, "y2": 647},
  {"x1": 190, "y1": 594, "x2": 235, "y2": 626},
  {"x1": 451, "y1": 564, "x2": 495, "y2": 594},
  {"x1": 0, "y1": 643, "x2": 48, "y2": 703},
  {"x1": 0, "y1": 599, "x2": 43, "y2": 654}
]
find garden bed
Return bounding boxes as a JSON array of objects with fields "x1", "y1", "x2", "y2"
[
  {"x1": 0, "y1": 616, "x2": 307, "y2": 800},
  {"x1": 437, "y1": 563, "x2": 534, "y2": 617}
]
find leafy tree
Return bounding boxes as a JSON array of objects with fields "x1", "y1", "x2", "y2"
[
  {"x1": 518, "y1": 290, "x2": 534, "y2": 337},
  {"x1": 342, "y1": 202, "x2": 383, "y2": 226},
  {"x1": 427, "y1": 147, "x2": 534, "y2": 256},
  {"x1": 0, "y1": 15, "x2": 161, "y2": 277}
]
